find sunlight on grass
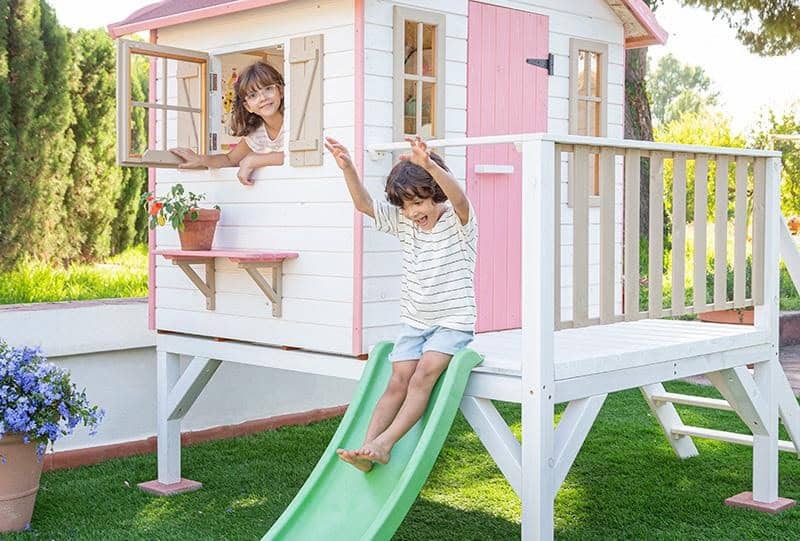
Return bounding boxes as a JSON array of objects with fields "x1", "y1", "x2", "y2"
[{"x1": 0, "y1": 245, "x2": 148, "y2": 304}]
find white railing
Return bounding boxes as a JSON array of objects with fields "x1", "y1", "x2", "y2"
[{"x1": 368, "y1": 133, "x2": 783, "y2": 331}]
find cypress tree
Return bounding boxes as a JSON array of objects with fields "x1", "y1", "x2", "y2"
[
  {"x1": 0, "y1": 0, "x2": 15, "y2": 269},
  {"x1": 63, "y1": 28, "x2": 120, "y2": 261}
]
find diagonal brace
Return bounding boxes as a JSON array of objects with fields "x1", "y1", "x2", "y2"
[
  {"x1": 174, "y1": 259, "x2": 215, "y2": 310},
  {"x1": 706, "y1": 366, "x2": 769, "y2": 436},
  {"x1": 553, "y1": 394, "x2": 607, "y2": 496},
  {"x1": 239, "y1": 262, "x2": 284, "y2": 317},
  {"x1": 166, "y1": 356, "x2": 222, "y2": 421}
]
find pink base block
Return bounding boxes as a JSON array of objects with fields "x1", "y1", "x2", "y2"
[
  {"x1": 724, "y1": 492, "x2": 796, "y2": 514},
  {"x1": 137, "y1": 478, "x2": 203, "y2": 496}
]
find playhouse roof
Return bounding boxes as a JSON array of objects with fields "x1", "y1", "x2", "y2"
[{"x1": 108, "y1": 0, "x2": 667, "y2": 47}]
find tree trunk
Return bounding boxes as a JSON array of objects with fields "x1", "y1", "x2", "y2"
[{"x1": 624, "y1": 46, "x2": 653, "y2": 240}]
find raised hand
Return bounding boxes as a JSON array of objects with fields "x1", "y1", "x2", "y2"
[
  {"x1": 398, "y1": 135, "x2": 434, "y2": 170},
  {"x1": 324, "y1": 137, "x2": 355, "y2": 171},
  {"x1": 170, "y1": 147, "x2": 206, "y2": 169}
]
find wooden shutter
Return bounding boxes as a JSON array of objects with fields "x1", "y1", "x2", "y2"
[{"x1": 289, "y1": 34, "x2": 324, "y2": 166}]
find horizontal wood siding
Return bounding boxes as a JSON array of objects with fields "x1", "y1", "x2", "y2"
[{"x1": 154, "y1": 0, "x2": 356, "y2": 355}]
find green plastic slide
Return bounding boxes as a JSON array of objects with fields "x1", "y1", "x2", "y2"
[{"x1": 263, "y1": 341, "x2": 483, "y2": 541}]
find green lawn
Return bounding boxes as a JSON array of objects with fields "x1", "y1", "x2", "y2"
[
  {"x1": 0, "y1": 245, "x2": 148, "y2": 304},
  {"x1": 7, "y1": 382, "x2": 800, "y2": 540}
]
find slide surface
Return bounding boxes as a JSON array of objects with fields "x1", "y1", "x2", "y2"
[{"x1": 263, "y1": 341, "x2": 483, "y2": 541}]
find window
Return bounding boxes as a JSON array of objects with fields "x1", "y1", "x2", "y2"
[
  {"x1": 116, "y1": 36, "x2": 323, "y2": 169},
  {"x1": 568, "y1": 39, "x2": 608, "y2": 205},
  {"x1": 393, "y1": 7, "x2": 445, "y2": 141}
]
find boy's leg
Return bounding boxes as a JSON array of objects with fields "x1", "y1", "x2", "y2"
[
  {"x1": 337, "y1": 360, "x2": 417, "y2": 470},
  {"x1": 358, "y1": 350, "x2": 452, "y2": 464}
]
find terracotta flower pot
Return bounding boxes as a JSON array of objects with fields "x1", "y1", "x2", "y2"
[
  {"x1": 178, "y1": 208, "x2": 220, "y2": 251},
  {"x1": 0, "y1": 434, "x2": 43, "y2": 532},
  {"x1": 698, "y1": 307, "x2": 754, "y2": 325}
]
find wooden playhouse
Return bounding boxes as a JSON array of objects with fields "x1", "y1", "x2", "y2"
[{"x1": 110, "y1": 1, "x2": 800, "y2": 539}]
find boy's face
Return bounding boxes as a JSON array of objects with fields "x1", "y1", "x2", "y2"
[{"x1": 401, "y1": 196, "x2": 443, "y2": 231}]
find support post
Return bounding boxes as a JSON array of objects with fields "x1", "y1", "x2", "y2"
[
  {"x1": 138, "y1": 350, "x2": 203, "y2": 496},
  {"x1": 519, "y1": 138, "x2": 556, "y2": 540}
]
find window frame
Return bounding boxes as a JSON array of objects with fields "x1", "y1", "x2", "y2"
[
  {"x1": 393, "y1": 7, "x2": 446, "y2": 143},
  {"x1": 116, "y1": 39, "x2": 210, "y2": 168},
  {"x1": 567, "y1": 38, "x2": 609, "y2": 207}
]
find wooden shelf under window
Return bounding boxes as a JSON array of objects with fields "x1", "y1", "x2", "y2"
[{"x1": 155, "y1": 249, "x2": 299, "y2": 317}]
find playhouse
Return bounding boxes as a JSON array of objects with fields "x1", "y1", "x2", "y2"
[{"x1": 109, "y1": 1, "x2": 800, "y2": 539}]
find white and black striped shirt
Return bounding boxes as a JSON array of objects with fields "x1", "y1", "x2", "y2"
[{"x1": 373, "y1": 200, "x2": 478, "y2": 332}]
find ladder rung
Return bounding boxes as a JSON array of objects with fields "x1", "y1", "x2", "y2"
[
  {"x1": 672, "y1": 425, "x2": 798, "y2": 453},
  {"x1": 651, "y1": 392, "x2": 734, "y2": 412}
]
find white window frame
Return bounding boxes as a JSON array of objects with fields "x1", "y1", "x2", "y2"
[
  {"x1": 116, "y1": 39, "x2": 209, "y2": 168},
  {"x1": 568, "y1": 38, "x2": 608, "y2": 207},
  {"x1": 393, "y1": 7, "x2": 446, "y2": 143}
]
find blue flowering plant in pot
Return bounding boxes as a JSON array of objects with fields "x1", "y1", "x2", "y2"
[{"x1": 0, "y1": 340, "x2": 104, "y2": 532}]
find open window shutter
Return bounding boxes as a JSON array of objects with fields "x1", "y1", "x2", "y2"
[{"x1": 289, "y1": 35, "x2": 323, "y2": 166}]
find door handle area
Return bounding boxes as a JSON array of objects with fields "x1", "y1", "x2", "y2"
[{"x1": 474, "y1": 164, "x2": 514, "y2": 174}]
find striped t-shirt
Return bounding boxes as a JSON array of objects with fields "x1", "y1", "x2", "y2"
[{"x1": 373, "y1": 200, "x2": 478, "y2": 332}]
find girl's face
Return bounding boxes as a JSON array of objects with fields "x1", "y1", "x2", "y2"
[
  {"x1": 401, "y1": 196, "x2": 445, "y2": 231},
  {"x1": 243, "y1": 83, "x2": 283, "y2": 118}
]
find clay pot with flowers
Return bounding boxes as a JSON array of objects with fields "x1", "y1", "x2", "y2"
[
  {"x1": 141, "y1": 184, "x2": 221, "y2": 250},
  {"x1": 0, "y1": 340, "x2": 104, "y2": 532}
]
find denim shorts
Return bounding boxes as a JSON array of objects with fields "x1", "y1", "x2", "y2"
[{"x1": 389, "y1": 324, "x2": 474, "y2": 362}]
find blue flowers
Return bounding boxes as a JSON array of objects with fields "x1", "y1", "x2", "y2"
[{"x1": 0, "y1": 340, "x2": 104, "y2": 459}]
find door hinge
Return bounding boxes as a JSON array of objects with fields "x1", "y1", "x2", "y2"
[
  {"x1": 526, "y1": 53, "x2": 554, "y2": 76},
  {"x1": 210, "y1": 73, "x2": 219, "y2": 91},
  {"x1": 209, "y1": 132, "x2": 218, "y2": 151}
]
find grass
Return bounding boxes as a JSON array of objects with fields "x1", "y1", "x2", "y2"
[
  {"x1": 6, "y1": 381, "x2": 800, "y2": 540},
  {"x1": 0, "y1": 245, "x2": 148, "y2": 305}
]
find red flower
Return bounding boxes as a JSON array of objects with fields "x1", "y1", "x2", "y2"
[
  {"x1": 146, "y1": 195, "x2": 155, "y2": 202},
  {"x1": 149, "y1": 202, "x2": 163, "y2": 216}
]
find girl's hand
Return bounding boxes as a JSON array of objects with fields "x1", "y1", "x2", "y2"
[
  {"x1": 170, "y1": 148, "x2": 206, "y2": 169},
  {"x1": 324, "y1": 137, "x2": 355, "y2": 171},
  {"x1": 399, "y1": 135, "x2": 434, "y2": 170},
  {"x1": 237, "y1": 155, "x2": 256, "y2": 186}
]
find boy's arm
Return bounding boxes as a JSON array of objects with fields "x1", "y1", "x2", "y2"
[
  {"x1": 324, "y1": 137, "x2": 374, "y2": 218},
  {"x1": 402, "y1": 136, "x2": 470, "y2": 225}
]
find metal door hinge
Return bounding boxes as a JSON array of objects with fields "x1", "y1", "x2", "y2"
[
  {"x1": 209, "y1": 132, "x2": 218, "y2": 151},
  {"x1": 210, "y1": 73, "x2": 219, "y2": 91},
  {"x1": 526, "y1": 53, "x2": 554, "y2": 76}
]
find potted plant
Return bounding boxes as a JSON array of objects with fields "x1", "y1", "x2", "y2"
[
  {"x1": 141, "y1": 184, "x2": 221, "y2": 251},
  {"x1": 0, "y1": 340, "x2": 103, "y2": 532}
]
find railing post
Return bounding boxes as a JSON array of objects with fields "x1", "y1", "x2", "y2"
[
  {"x1": 751, "y1": 156, "x2": 781, "y2": 503},
  {"x1": 519, "y1": 138, "x2": 556, "y2": 540}
]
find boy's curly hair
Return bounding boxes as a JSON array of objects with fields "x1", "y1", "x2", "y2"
[
  {"x1": 385, "y1": 152, "x2": 450, "y2": 207},
  {"x1": 229, "y1": 61, "x2": 284, "y2": 137}
]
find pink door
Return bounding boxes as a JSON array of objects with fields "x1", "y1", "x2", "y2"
[{"x1": 467, "y1": 2, "x2": 549, "y2": 332}]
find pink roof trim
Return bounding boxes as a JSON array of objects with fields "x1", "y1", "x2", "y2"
[
  {"x1": 107, "y1": 0, "x2": 291, "y2": 38},
  {"x1": 110, "y1": 0, "x2": 667, "y2": 46},
  {"x1": 621, "y1": 0, "x2": 668, "y2": 47}
]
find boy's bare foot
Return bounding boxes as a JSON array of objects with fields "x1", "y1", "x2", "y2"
[
  {"x1": 336, "y1": 448, "x2": 374, "y2": 472},
  {"x1": 355, "y1": 442, "x2": 390, "y2": 465}
]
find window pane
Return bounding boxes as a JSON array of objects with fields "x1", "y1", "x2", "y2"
[
  {"x1": 422, "y1": 24, "x2": 436, "y2": 77},
  {"x1": 421, "y1": 81, "x2": 435, "y2": 138},
  {"x1": 404, "y1": 79, "x2": 418, "y2": 135},
  {"x1": 589, "y1": 52, "x2": 600, "y2": 97},
  {"x1": 577, "y1": 99, "x2": 587, "y2": 135},
  {"x1": 591, "y1": 101, "x2": 601, "y2": 136},
  {"x1": 404, "y1": 20, "x2": 418, "y2": 75},
  {"x1": 577, "y1": 50, "x2": 587, "y2": 97}
]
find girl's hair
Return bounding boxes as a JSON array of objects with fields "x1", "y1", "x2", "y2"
[
  {"x1": 229, "y1": 61, "x2": 285, "y2": 136},
  {"x1": 385, "y1": 152, "x2": 450, "y2": 207}
]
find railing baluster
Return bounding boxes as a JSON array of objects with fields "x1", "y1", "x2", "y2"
[
  {"x1": 573, "y1": 146, "x2": 590, "y2": 327},
  {"x1": 554, "y1": 145, "x2": 563, "y2": 329},
  {"x1": 694, "y1": 156, "x2": 709, "y2": 311},
  {"x1": 734, "y1": 157, "x2": 748, "y2": 306},
  {"x1": 752, "y1": 158, "x2": 766, "y2": 305},
  {"x1": 649, "y1": 153, "x2": 665, "y2": 318},
  {"x1": 599, "y1": 148, "x2": 616, "y2": 323},
  {"x1": 714, "y1": 156, "x2": 729, "y2": 309},
  {"x1": 624, "y1": 149, "x2": 640, "y2": 321},
  {"x1": 672, "y1": 154, "x2": 687, "y2": 316}
]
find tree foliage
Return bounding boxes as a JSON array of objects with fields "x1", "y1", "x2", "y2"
[
  {"x1": 647, "y1": 53, "x2": 719, "y2": 126},
  {"x1": 680, "y1": 0, "x2": 800, "y2": 56},
  {"x1": 749, "y1": 103, "x2": 800, "y2": 217}
]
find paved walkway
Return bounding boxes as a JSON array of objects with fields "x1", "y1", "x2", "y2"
[{"x1": 684, "y1": 343, "x2": 800, "y2": 395}]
